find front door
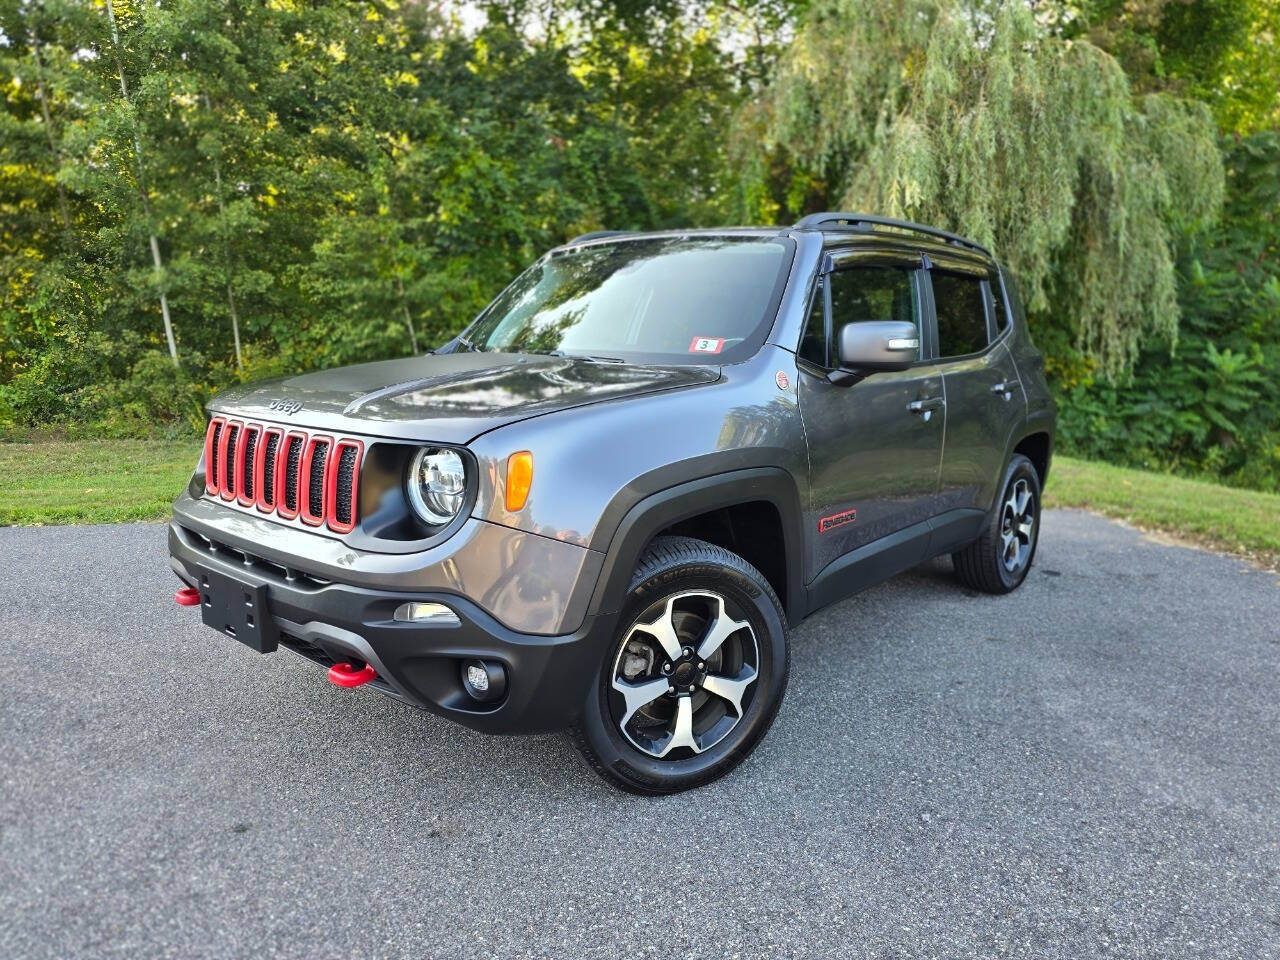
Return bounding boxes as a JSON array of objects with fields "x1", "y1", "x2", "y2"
[{"x1": 795, "y1": 253, "x2": 945, "y2": 589}]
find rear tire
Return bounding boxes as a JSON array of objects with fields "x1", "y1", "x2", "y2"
[
  {"x1": 570, "y1": 536, "x2": 789, "y2": 795},
  {"x1": 952, "y1": 453, "x2": 1041, "y2": 594}
]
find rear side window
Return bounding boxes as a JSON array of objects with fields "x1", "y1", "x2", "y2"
[{"x1": 931, "y1": 271, "x2": 988, "y2": 357}]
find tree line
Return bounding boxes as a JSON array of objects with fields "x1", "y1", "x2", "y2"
[{"x1": 1, "y1": 0, "x2": 1277, "y2": 489}]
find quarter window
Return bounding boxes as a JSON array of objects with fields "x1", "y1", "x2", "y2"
[{"x1": 931, "y1": 271, "x2": 989, "y2": 357}]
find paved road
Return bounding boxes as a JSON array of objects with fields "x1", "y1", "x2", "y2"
[{"x1": 2, "y1": 511, "x2": 1278, "y2": 960}]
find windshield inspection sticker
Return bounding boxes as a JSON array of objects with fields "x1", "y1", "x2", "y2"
[{"x1": 689, "y1": 336, "x2": 726, "y2": 354}]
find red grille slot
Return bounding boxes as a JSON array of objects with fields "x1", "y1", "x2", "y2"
[
  {"x1": 276, "y1": 432, "x2": 306, "y2": 520},
  {"x1": 237, "y1": 425, "x2": 260, "y2": 507},
  {"x1": 325, "y1": 439, "x2": 364, "y2": 534},
  {"x1": 204, "y1": 417, "x2": 226, "y2": 495},
  {"x1": 256, "y1": 427, "x2": 282, "y2": 512},
  {"x1": 299, "y1": 436, "x2": 332, "y2": 527},
  {"x1": 219, "y1": 421, "x2": 242, "y2": 501}
]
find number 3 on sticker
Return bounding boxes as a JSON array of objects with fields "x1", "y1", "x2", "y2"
[{"x1": 689, "y1": 336, "x2": 725, "y2": 354}]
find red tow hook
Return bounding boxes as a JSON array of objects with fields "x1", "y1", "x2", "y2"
[
  {"x1": 174, "y1": 586, "x2": 201, "y2": 607},
  {"x1": 328, "y1": 662, "x2": 377, "y2": 688}
]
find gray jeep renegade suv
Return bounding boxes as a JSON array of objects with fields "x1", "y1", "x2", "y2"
[{"x1": 169, "y1": 212, "x2": 1055, "y2": 794}]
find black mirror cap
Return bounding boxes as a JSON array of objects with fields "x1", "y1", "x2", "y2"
[{"x1": 835, "y1": 320, "x2": 919, "y2": 373}]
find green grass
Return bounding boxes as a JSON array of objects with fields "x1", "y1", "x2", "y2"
[
  {"x1": 1046, "y1": 455, "x2": 1280, "y2": 568},
  {"x1": 1, "y1": 443, "x2": 1277, "y2": 569},
  {"x1": 0, "y1": 439, "x2": 201, "y2": 525}
]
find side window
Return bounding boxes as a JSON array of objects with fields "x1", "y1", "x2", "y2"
[
  {"x1": 798, "y1": 280, "x2": 827, "y2": 366},
  {"x1": 932, "y1": 270, "x2": 989, "y2": 357},
  {"x1": 827, "y1": 265, "x2": 920, "y2": 360}
]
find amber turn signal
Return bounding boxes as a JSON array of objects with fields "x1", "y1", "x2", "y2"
[{"x1": 505, "y1": 451, "x2": 534, "y2": 512}]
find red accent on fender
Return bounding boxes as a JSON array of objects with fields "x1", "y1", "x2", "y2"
[
  {"x1": 256, "y1": 426, "x2": 284, "y2": 513},
  {"x1": 324, "y1": 438, "x2": 364, "y2": 534},
  {"x1": 174, "y1": 586, "x2": 201, "y2": 606},
  {"x1": 204, "y1": 417, "x2": 226, "y2": 495},
  {"x1": 328, "y1": 662, "x2": 377, "y2": 687},
  {"x1": 299, "y1": 435, "x2": 333, "y2": 527}
]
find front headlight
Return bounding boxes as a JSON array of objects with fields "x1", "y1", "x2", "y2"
[{"x1": 407, "y1": 447, "x2": 467, "y2": 525}]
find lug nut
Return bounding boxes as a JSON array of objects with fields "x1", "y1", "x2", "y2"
[{"x1": 662, "y1": 663, "x2": 672, "y2": 674}]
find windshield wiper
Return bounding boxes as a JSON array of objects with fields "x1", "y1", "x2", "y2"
[{"x1": 543, "y1": 350, "x2": 627, "y2": 364}]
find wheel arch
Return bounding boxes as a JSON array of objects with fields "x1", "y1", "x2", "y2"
[
  {"x1": 587, "y1": 468, "x2": 807, "y2": 626},
  {"x1": 1011, "y1": 430, "x2": 1053, "y2": 487}
]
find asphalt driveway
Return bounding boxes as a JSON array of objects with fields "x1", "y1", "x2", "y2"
[{"x1": 2, "y1": 510, "x2": 1277, "y2": 959}]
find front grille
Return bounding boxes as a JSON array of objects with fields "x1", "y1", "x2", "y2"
[
  {"x1": 283, "y1": 436, "x2": 302, "y2": 513},
  {"x1": 241, "y1": 428, "x2": 259, "y2": 501},
  {"x1": 261, "y1": 431, "x2": 280, "y2": 506},
  {"x1": 201, "y1": 421, "x2": 363, "y2": 533},
  {"x1": 307, "y1": 440, "x2": 329, "y2": 520},
  {"x1": 205, "y1": 419, "x2": 224, "y2": 492},
  {"x1": 334, "y1": 445, "x2": 358, "y2": 527},
  {"x1": 221, "y1": 423, "x2": 240, "y2": 500}
]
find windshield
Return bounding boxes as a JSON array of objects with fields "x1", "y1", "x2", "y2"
[{"x1": 463, "y1": 236, "x2": 793, "y2": 364}]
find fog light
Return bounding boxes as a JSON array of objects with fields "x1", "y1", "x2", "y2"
[
  {"x1": 394, "y1": 602, "x2": 460, "y2": 626},
  {"x1": 460, "y1": 658, "x2": 506, "y2": 703}
]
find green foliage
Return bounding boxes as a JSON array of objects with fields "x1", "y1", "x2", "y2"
[
  {"x1": 0, "y1": 0, "x2": 1276, "y2": 494},
  {"x1": 738, "y1": 0, "x2": 1224, "y2": 377},
  {"x1": 0, "y1": 0, "x2": 782, "y2": 434},
  {"x1": 1058, "y1": 131, "x2": 1280, "y2": 491}
]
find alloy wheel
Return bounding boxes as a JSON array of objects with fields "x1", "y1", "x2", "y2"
[
  {"x1": 1000, "y1": 477, "x2": 1036, "y2": 573},
  {"x1": 609, "y1": 590, "x2": 759, "y2": 759}
]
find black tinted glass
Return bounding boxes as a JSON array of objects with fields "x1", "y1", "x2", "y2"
[
  {"x1": 798, "y1": 281, "x2": 827, "y2": 366},
  {"x1": 988, "y1": 277, "x2": 1010, "y2": 332},
  {"x1": 827, "y1": 266, "x2": 919, "y2": 358},
  {"x1": 932, "y1": 271, "x2": 988, "y2": 357},
  {"x1": 466, "y1": 237, "x2": 791, "y2": 364}
]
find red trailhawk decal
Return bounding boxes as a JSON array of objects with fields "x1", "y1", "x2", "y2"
[
  {"x1": 818, "y1": 507, "x2": 857, "y2": 534},
  {"x1": 689, "y1": 336, "x2": 726, "y2": 354}
]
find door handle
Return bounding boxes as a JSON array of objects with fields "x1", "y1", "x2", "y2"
[
  {"x1": 907, "y1": 397, "x2": 944, "y2": 422},
  {"x1": 991, "y1": 381, "x2": 1014, "y2": 401}
]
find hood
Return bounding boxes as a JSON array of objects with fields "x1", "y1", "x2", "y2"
[{"x1": 208, "y1": 351, "x2": 721, "y2": 443}]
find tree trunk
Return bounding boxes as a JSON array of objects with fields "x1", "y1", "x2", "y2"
[
  {"x1": 29, "y1": 31, "x2": 73, "y2": 247},
  {"x1": 104, "y1": 0, "x2": 178, "y2": 366},
  {"x1": 394, "y1": 273, "x2": 420, "y2": 355},
  {"x1": 204, "y1": 95, "x2": 243, "y2": 371}
]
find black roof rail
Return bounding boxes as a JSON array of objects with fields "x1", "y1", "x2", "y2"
[
  {"x1": 566, "y1": 229, "x2": 631, "y2": 245},
  {"x1": 793, "y1": 212, "x2": 992, "y2": 258}
]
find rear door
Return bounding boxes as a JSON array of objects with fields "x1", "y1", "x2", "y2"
[
  {"x1": 926, "y1": 260, "x2": 1024, "y2": 549},
  {"x1": 795, "y1": 250, "x2": 946, "y2": 585}
]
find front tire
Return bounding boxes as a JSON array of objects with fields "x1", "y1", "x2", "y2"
[
  {"x1": 952, "y1": 453, "x2": 1041, "y2": 594},
  {"x1": 571, "y1": 536, "x2": 790, "y2": 794}
]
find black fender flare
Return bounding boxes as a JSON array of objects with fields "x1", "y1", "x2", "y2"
[{"x1": 586, "y1": 467, "x2": 807, "y2": 625}]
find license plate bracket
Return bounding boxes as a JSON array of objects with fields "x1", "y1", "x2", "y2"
[{"x1": 197, "y1": 568, "x2": 278, "y2": 653}]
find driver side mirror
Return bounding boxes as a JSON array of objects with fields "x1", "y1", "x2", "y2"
[{"x1": 829, "y1": 321, "x2": 919, "y2": 386}]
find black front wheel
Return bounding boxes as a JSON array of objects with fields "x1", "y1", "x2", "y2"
[{"x1": 571, "y1": 537, "x2": 789, "y2": 794}]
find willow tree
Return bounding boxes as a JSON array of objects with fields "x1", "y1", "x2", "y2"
[{"x1": 734, "y1": 0, "x2": 1224, "y2": 378}]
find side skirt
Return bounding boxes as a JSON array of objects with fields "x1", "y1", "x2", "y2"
[{"x1": 804, "y1": 508, "x2": 985, "y2": 616}]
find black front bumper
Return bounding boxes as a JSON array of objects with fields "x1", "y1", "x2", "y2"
[{"x1": 169, "y1": 523, "x2": 616, "y2": 734}]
